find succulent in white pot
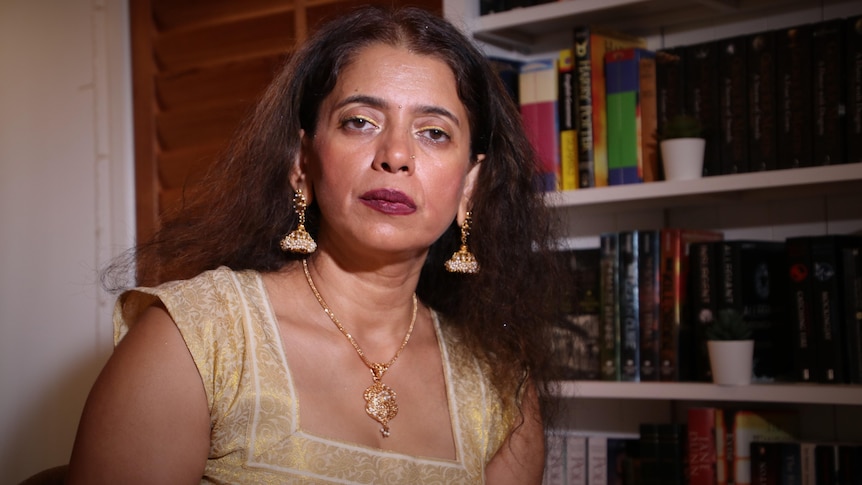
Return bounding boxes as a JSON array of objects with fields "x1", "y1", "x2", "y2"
[
  {"x1": 706, "y1": 309, "x2": 754, "y2": 386},
  {"x1": 659, "y1": 114, "x2": 705, "y2": 181}
]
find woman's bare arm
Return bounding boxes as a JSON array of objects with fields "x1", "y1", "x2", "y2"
[
  {"x1": 485, "y1": 385, "x2": 545, "y2": 485},
  {"x1": 67, "y1": 305, "x2": 210, "y2": 484}
]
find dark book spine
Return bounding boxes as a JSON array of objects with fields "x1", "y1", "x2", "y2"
[
  {"x1": 751, "y1": 442, "x2": 782, "y2": 485},
  {"x1": 656, "y1": 48, "x2": 687, "y2": 179},
  {"x1": 600, "y1": 232, "x2": 620, "y2": 381},
  {"x1": 659, "y1": 423, "x2": 687, "y2": 485},
  {"x1": 689, "y1": 241, "x2": 719, "y2": 382},
  {"x1": 659, "y1": 229, "x2": 681, "y2": 381},
  {"x1": 786, "y1": 237, "x2": 817, "y2": 382},
  {"x1": 747, "y1": 31, "x2": 778, "y2": 171},
  {"x1": 776, "y1": 25, "x2": 813, "y2": 169},
  {"x1": 574, "y1": 26, "x2": 596, "y2": 187},
  {"x1": 844, "y1": 247, "x2": 862, "y2": 384},
  {"x1": 640, "y1": 423, "x2": 661, "y2": 485},
  {"x1": 717, "y1": 240, "x2": 790, "y2": 381},
  {"x1": 812, "y1": 19, "x2": 846, "y2": 165},
  {"x1": 815, "y1": 444, "x2": 837, "y2": 485},
  {"x1": 810, "y1": 236, "x2": 862, "y2": 383},
  {"x1": 847, "y1": 15, "x2": 862, "y2": 165},
  {"x1": 780, "y1": 442, "x2": 802, "y2": 485},
  {"x1": 619, "y1": 231, "x2": 640, "y2": 381},
  {"x1": 639, "y1": 230, "x2": 661, "y2": 381},
  {"x1": 685, "y1": 42, "x2": 722, "y2": 176},
  {"x1": 718, "y1": 36, "x2": 749, "y2": 174}
]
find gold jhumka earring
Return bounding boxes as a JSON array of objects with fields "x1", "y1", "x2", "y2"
[
  {"x1": 279, "y1": 189, "x2": 317, "y2": 254},
  {"x1": 444, "y1": 211, "x2": 479, "y2": 274}
]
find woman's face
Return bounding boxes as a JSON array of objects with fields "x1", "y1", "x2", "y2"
[{"x1": 299, "y1": 43, "x2": 480, "y2": 262}]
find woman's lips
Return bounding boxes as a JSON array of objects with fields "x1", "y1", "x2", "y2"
[{"x1": 359, "y1": 189, "x2": 417, "y2": 215}]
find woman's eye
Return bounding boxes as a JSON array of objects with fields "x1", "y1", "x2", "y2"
[
  {"x1": 341, "y1": 116, "x2": 377, "y2": 131},
  {"x1": 419, "y1": 127, "x2": 450, "y2": 142}
]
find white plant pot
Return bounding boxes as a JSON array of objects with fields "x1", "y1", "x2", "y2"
[
  {"x1": 660, "y1": 138, "x2": 705, "y2": 180},
  {"x1": 707, "y1": 340, "x2": 754, "y2": 386}
]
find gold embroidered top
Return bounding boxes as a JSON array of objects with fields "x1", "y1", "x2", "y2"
[{"x1": 114, "y1": 267, "x2": 514, "y2": 484}]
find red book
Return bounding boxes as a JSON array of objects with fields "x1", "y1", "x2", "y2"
[
  {"x1": 519, "y1": 58, "x2": 559, "y2": 191},
  {"x1": 688, "y1": 407, "x2": 718, "y2": 485}
]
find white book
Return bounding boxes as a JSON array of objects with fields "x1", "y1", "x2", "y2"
[
  {"x1": 565, "y1": 434, "x2": 587, "y2": 485},
  {"x1": 587, "y1": 435, "x2": 608, "y2": 485}
]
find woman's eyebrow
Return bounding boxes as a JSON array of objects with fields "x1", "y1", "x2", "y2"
[{"x1": 334, "y1": 95, "x2": 461, "y2": 127}]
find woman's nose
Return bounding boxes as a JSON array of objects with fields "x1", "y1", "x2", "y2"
[{"x1": 373, "y1": 128, "x2": 415, "y2": 174}]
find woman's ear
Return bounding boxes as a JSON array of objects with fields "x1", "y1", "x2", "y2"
[
  {"x1": 290, "y1": 129, "x2": 313, "y2": 200},
  {"x1": 457, "y1": 154, "x2": 484, "y2": 225}
]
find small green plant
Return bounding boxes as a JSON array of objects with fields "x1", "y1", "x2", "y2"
[
  {"x1": 706, "y1": 308, "x2": 752, "y2": 341},
  {"x1": 659, "y1": 114, "x2": 703, "y2": 140}
]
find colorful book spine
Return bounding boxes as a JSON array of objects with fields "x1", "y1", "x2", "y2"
[
  {"x1": 847, "y1": 15, "x2": 862, "y2": 165},
  {"x1": 811, "y1": 19, "x2": 846, "y2": 165},
  {"x1": 685, "y1": 41, "x2": 722, "y2": 176},
  {"x1": 600, "y1": 232, "x2": 621, "y2": 381},
  {"x1": 776, "y1": 25, "x2": 813, "y2": 169},
  {"x1": 573, "y1": 26, "x2": 645, "y2": 187},
  {"x1": 659, "y1": 229, "x2": 723, "y2": 381},
  {"x1": 747, "y1": 30, "x2": 778, "y2": 172},
  {"x1": 558, "y1": 48, "x2": 578, "y2": 191},
  {"x1": 605, "y1": 48, "x2": 658, "y2": 185},
  {"x1": 618, "y1": 231, "x2": 640, "y2": 381},
  {"x1": 688, "y1": 407, "x2": 718, "y2": 485},
  {"x1": 718, "y1": 35, "x2": 749, "y2": 174},
  {"x1": 519, "y1": 58, "x2": 559, "y2": 191},
  {"x1": 785, "y1": 236, "x2": 817, "y2": 382},
  {"x1": 638, "y1": 230, "x2": 661, "y2": 380}
]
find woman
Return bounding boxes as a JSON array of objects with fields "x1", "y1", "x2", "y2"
[{"x1": 68, "y1": 5, "x2": 563, "y2": 484}]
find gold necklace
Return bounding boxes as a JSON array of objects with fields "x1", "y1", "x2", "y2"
[{"x1": 302, "y1": 259, "x2": 417, "y2": 438}]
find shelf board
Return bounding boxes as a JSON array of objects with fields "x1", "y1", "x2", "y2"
[
  {"x1": 555, "y1": 381, "x2": 862, "y2": 405},
  {"x1": 544, "y1": 163, "x2": 862, "y2": 213},
  {"x1": 473, "y1": 0, "x2": 852, "y2": 52}
]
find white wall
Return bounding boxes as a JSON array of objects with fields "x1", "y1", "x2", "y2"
[{"x1": 0, "y1": 0, "x2": 133, "y2": 481}]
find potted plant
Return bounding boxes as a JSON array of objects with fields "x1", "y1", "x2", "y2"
[
  {"x1": 659, "y1": 114, "x2": 705, "y2": 181},
  {"x1": 706, "y1": 308, "x2": 754, "y2": 385}
]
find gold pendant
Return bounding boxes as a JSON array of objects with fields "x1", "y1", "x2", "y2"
[{"x1": 364, "y1": 380, "x2": 398, "y2": 438}]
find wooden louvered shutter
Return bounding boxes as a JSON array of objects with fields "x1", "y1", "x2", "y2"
[{"x1": 130, "y1": 0, "x2": 442, "y2": 243}]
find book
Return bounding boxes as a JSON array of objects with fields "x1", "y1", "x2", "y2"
[
  {"x1": 685, "y1": 41, "x2": 722, "y2": 176},
  {"x1": 785, "y1": 236, "x2": 817, "y2": 382},
  {"x1": 659, "y1": 423, "x2": 687, "y2": 485},
  {"x1": 713, "y1": 240, "x2": 791, "y2": 382},
  {"x1": 608, "y1": 437, "x2": 638, "y2": 485},
  {"x1": 732, "y1": 410, "x2": 799, "y2": 485},
  {"x1": 487, "y1": 56, "x2": 522, "y2": 105},
  {"x1": 811, "y1": 19, "x2": 846, "y2": 165},
  {"x1": 588, "y1": 435, "x2": 609, "y2": 485},
  {"x1": 814, "y1": 444, "x2": 837, "y2": 485},
  {"x1": 688, "y1": 407, "x2": 718, "y2": 485},
  {"x1": 800, "y1": 442, "x2": 817, "y2": 485},
  {"x1": 550, "y1": 248, "x2": 602, "y2": 380},
  {"x1": 640, "y1": 423, "x2": 661, "y2": 485},
  {"x1": 847, "y1": 15, "x2": 862, "y2": 165},
  {"x1": 618, "y1": 231, "x2": 640, "y2": 381},
  {"x1": 605, "y1": 47, "x2": 659, "y2": 185},
  {"x1": 837, "y1": 443, "x2": 862, "y2": 485},
  {"x1": 558, "y1": 48, "x2": 579, "y2": 191},
  {"x1": 750, "y1": 441, "x2": 782, "y2": 485},
  {"x1": 809, "y1": 235, "x2": 862, "y2": 383},
  {"x1": 573, "y1": 26, "x2": 646, "y2": 187},
  {"x1": 779, "y1": 442, "x2": 802, "y2": 485},
  {"x1": 566, "y1": 434, "x2": 588, "y2": 485},
  {"x1": 718, "y1": 35, "x2": 749, "y2": 174},
  {"x1": 638, "y1": 230, "x2": 661, "y2": 381},
  {"x1": 843, "y1": 246, "x2": 862, "y2": 384},
  {"x1": 600, "y1": 233, "x2": 621, "y2": 381},
  {"x1": 689, "y1": 241, "x2": 721, "y2": 381},
  {"x1": 659, "y1": 229, "x2": 723, "y2": 382},
  {"x1": 544, "y1": 431, "x2": 566, "y2": 485},
  {"x1": 776, "y1": 24, "x2": 813, "y2": 169},
  {"x1": 656, "y1": 47, "x2": 687, "y2": 139},
  {"x1": 519, "y1": 58, "x2": 560, "y2": 191},
  {"x1": 747, "y1": 31, "x2": 778, "y2": 172}
]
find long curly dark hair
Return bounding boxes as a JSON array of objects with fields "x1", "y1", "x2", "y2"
[{"x1": 116, "y1": 5, "x2": 564, "y2": 431}]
